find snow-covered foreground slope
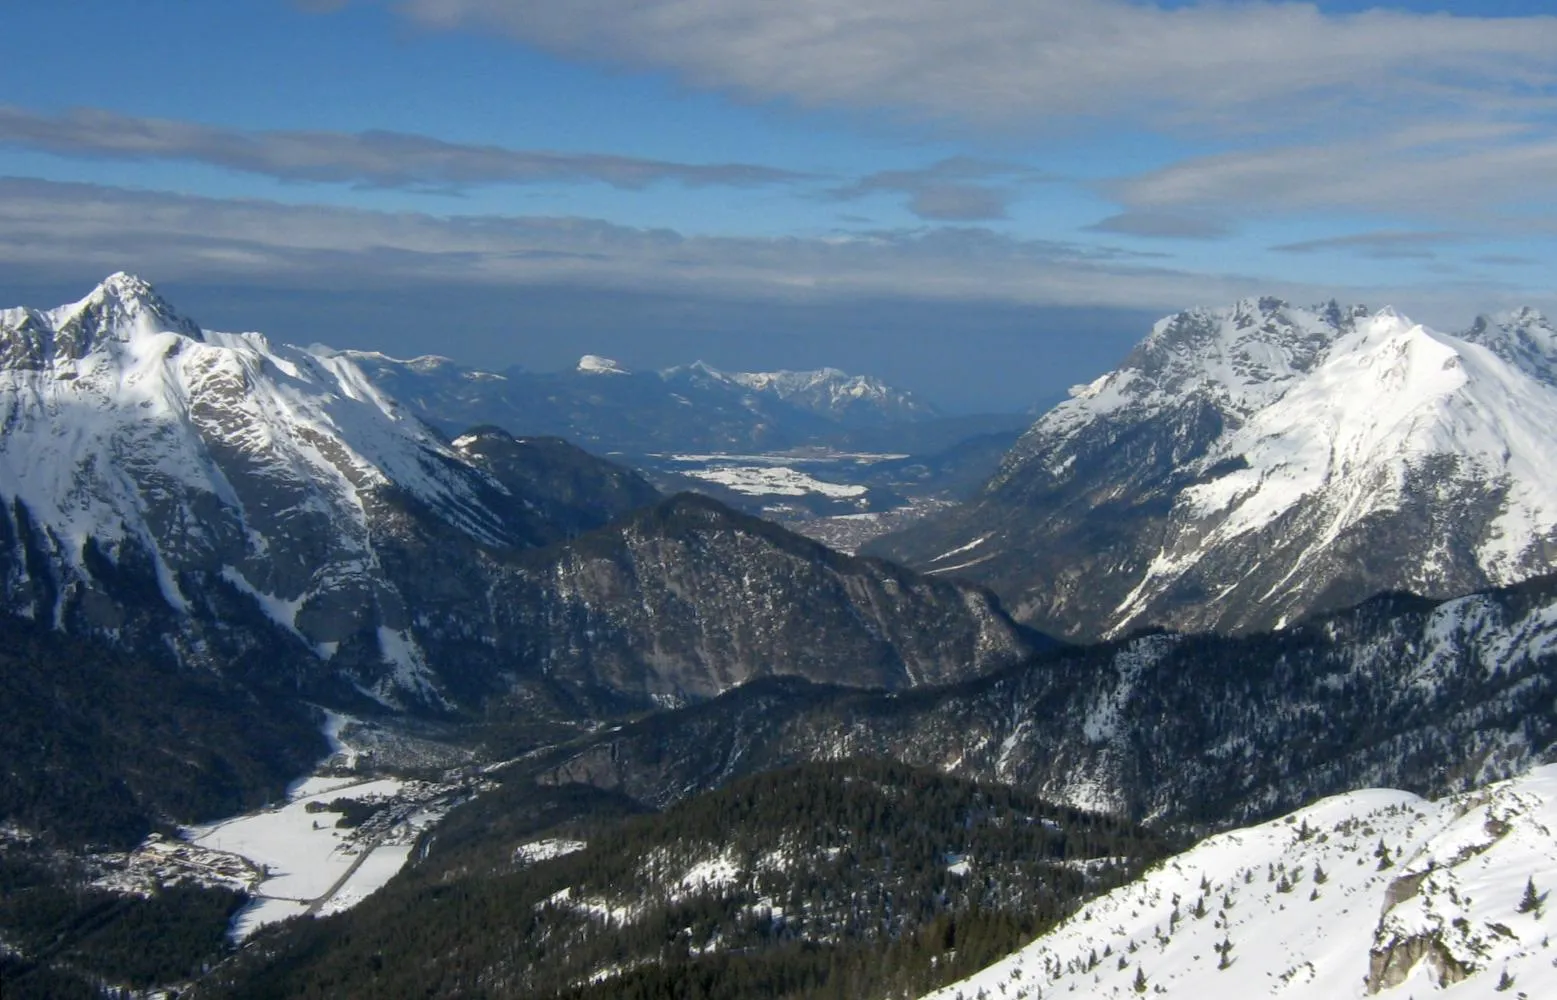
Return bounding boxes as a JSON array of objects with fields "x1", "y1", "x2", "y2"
[
  {"x1": 876, "y1": 300, "x2": 1557, "y2": 641},
  {"x1": 924, "y1": 766, "x2": 1557, "y2": 1000}
]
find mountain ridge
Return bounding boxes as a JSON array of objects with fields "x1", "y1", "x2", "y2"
[
  {"x1": 334, "y1": 347, "x2": 943, "y2": 454},
  {"x1": 872, "y1": 298, "x2": 1557, "y2": 640},
  {"x1": 517, "y1": 570, "x2": 1557, "y2": 830},
  {"x1": 0, "y1": 275, "x2": 1034, "y2": 715}
]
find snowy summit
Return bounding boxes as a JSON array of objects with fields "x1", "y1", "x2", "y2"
[
  {"x1": 577, "y1": 354, "x2": 631, "y2": 375},
  {"x1": 880, "y1": 298, "x2": 1557, "y2": 641}
]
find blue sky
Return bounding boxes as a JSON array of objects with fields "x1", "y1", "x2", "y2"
[{"x1": 0, "y1": 0, "x2": 1553, "y2": 411}]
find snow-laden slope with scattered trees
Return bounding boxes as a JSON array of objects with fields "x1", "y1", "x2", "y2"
[{"x1": 923, "y1": 765, "x2": 1557, "y2": 1000}]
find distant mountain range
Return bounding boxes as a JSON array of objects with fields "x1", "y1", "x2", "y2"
[
  {"x1": 336, "y1": 348, "x2": 943, "y2": 455},
  {"x1": 873, "y1": 298, "x2": 1557, "y2": 641},
  {"x1": 0, "y1": 275, "x2": 1036, "y2": 716}
]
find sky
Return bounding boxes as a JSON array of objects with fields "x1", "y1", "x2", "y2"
[{"x1": 0, "y1": 0, "x2": 1554, "y2": 412}]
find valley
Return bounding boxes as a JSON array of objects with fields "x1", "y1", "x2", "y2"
[
  {"x1": 631, "y1": 449, "x2": 970, "y2": 550},
  {"x1": 3, "y1": 277, "x2": 1557, "y2": 1000}
]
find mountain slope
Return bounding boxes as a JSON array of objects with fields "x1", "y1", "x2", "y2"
[
  {"x1": 0, "y1": 276, "x2": 1030, "y2": 713},
  {"x1": 872, "y1": 299, "x2": 1557, "y2": 640},
  {"x1": 0, "y1": 274, "x2": 651, "y2": 705},
  {"x1": 490, "y1": 493, "x2": 1039, "y2": 707},
  {"x1": 521, "y1": 573, "x2": 1557, "y2": 829},
  {"x1": 0, "y1": 610, "x2": 322, "y2": 849},
  {"x1": 922, "y1": 764, "x2": 1557, "y2": 1000},
  {"x1": 337, "y1": 349, "x2": 939, "y2": 454},
  {"x1": 196, "y1": 761, "x2": 1166, "y2": 1000}
]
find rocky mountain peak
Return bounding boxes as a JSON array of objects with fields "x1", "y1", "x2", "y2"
[
  {"x1": 58, "y1": 271, "x2": 205, "y2": 352},
  {"x1": 1459, "y1": 307, "x2": 1557, "y2": 385},
  {"x1": 1, "y1": 272, "x2": 206, "y2": 369},
  {"x1": 1119, "y1": 299, "x2": 1368, "y2": 407},
  {"x1": 875, "y1": 297, "x2": 1557, "y2": 641}
]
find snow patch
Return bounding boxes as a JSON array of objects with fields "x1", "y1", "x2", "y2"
[
  {"x1": 577, "y1": 355, "x2": 630, "y2": 375},
  {"x1": 684, "y1": 464, "x2": 867, "y2": 498},
  {"x1": 515, "y1": 838, "x2": 588, "y2": 866},
  {"x1": 929, "y1": 534, "x2": 991, "y2": 564}
]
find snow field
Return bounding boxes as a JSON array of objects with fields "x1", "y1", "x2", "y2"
[
  {"x1": 683, "y1": 464, "x2": 868, "y2": 498},
  {"x1": 185, "y1": 777, "x2": 407, "y2": 939}
]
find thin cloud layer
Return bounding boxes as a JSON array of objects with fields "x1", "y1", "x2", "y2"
[
  {"x1": 1109, "y1": 124, "x2": 1557, "y2": 223},
  {"x1": 829, "y1": 158, "x2": 1052, "y2": 222},
  {"x1": 0, "y1": 105, "x2": 810, "y2": 191},
  {"x1": 398, "y1": 0, "x2": 1557, "y2": 130},
  {"x1": 2, "y1": 177, "x2": 1543, "y2": 326},
  {"x1": 1084, "y1": 212, "x2": 1230, "y2": 240},
  {"x1": 1271, "y1": 230, "x2": 1463, "y2": 260},
  {"x1": 0, "y1": 177, "x2": 1294, "y2": 310}
]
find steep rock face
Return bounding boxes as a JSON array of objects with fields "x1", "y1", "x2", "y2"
[
  {"x1": 485, "y1": 494, "x2": 1039, "y2": 706},
  {"x1": 0, "y1": 277, "x2": 1028, "y2": 711},
  {"x1": 872, "y1": 299, "x2": 1557, "y2": 640},
  {"x1": 528, "y1": 575, "x2": 1557, "y2": 827},
  {"x1": 338, "y1": 350, "x2": 939, "y2": 453}
]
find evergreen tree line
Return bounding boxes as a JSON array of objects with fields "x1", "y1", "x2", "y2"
[
  {"x1": 0, "y1": 846, "x2": 244, "y2": 1000},
  {"x1": 194, "y1": 760, "x2": 1169, "y2": 999}
]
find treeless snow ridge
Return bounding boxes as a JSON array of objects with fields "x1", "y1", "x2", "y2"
[{"x1": 921, "y1": 765, "x2": 1557, "y2": 1000}]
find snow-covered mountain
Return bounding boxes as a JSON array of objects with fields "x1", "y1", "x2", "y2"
[
  {"x1": 0, "y1": 276, "x2": 1030, "y2": 710},
  {"x1": 0, "y1": 274, "x2": 533, "y2": 696},
  {"x1": 874, "y1": 298, "x2": 1557, "y2": 640},
  {"x1": 340, "y1": 350, "x2": 940, "y2": 454},
  {"x1": 679, "y1": 359, "x2": 938, "y2": 425},
  {"x1": 922, "y1": 764, "x2": 1557, "y2": 1000}
]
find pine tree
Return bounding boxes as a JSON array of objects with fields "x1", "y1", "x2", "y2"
[
  {"x1": 1133, "y1": 965, "x2": 1148, "y2": 993},
  {"x1": 1519, "y1": 877, "x2": 1545, "y2": 916}
]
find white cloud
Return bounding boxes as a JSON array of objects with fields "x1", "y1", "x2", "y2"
[
  {"x1": 1109, "y1": 123, "x2": 1557, "y2": 221},
  {"x1": 0, "y1": 177, "x2": 1265, "y2": 308},
  {"x1": 397, "y1": 0, "x2": 1557, "y2": 131}
]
